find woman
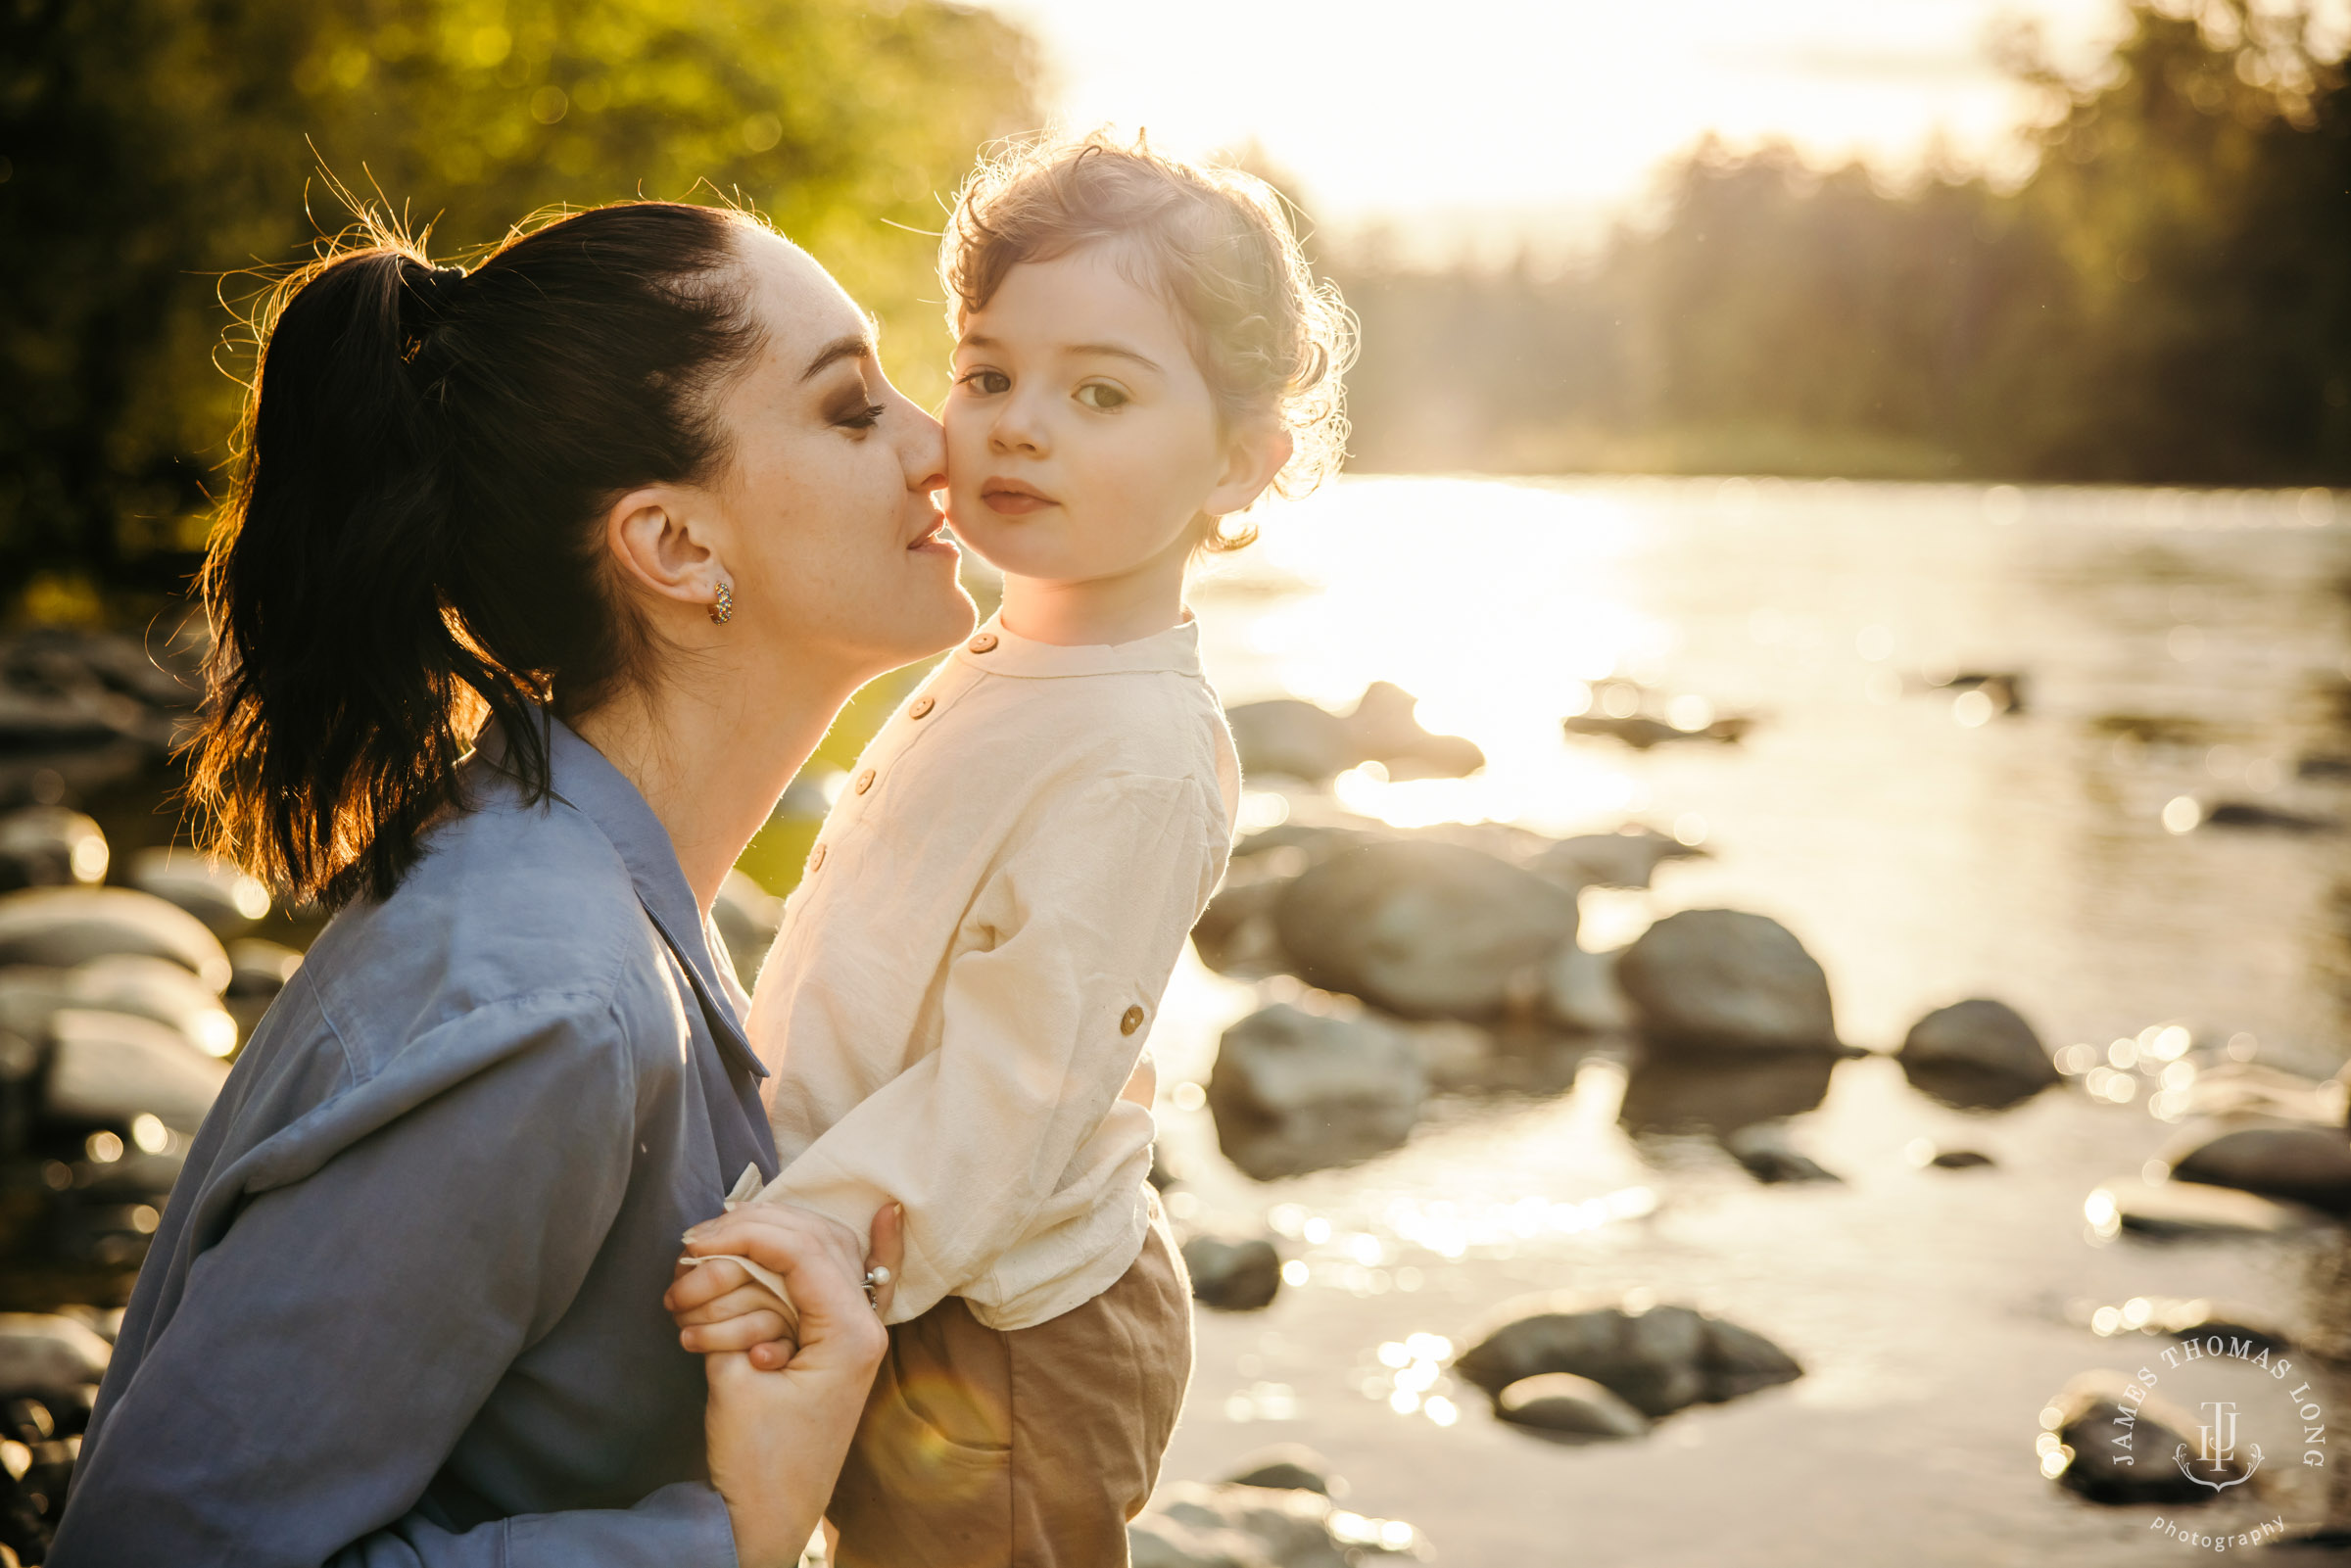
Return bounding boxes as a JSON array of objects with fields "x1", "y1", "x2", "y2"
[{"x1": 47, "y1": 199, "x2": 977, "y2": 1565}]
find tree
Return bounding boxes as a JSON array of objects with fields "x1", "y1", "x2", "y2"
[{"x1": 0, "y1": 0, "x2": 1036, "y2": 603}]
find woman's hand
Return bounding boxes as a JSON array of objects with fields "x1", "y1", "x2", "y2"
[
  {"x1": 666, "y1": 1202, "x2": 902, "y2": 1367},
  {"x1": 678, "y1": 1205, "x2": 902, "y2": 1568}
]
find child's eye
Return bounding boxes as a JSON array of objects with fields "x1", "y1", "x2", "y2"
[
  {"x1": 1075, "y1": 383, "x2": 1129, "y2": 411},
  {"x1": 957, "y1": 368, "x2": 1010, "y2": 396}
]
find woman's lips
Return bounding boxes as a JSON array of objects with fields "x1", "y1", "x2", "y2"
[{"x1": 908, "y1": 513, "x2": 958, "y2": 557}]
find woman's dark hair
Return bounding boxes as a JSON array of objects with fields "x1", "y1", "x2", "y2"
[{"x1": 190, "y1": 202, "x2": 766, "y2": 909}]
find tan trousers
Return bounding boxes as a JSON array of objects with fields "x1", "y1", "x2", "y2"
[{"x1": 828, "y1": 1197, "x2": 1193, "y2": 1568}]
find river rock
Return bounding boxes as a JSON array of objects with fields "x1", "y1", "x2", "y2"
[
  {"x1": 2088, "y1": 1176, "x2": 2325, "y2": 1240},
  {"x1": 1454, "y1": 1293, "x2": 1801, "y2": 1417},
  {"x1": 2044, "y1": 1369, "x2": 2242, "y2": 1503},
  {"x1": 1207, "y1": 1004, "x2": 1427, "y2": 1179},
  {"x1": 124, "y1": 848, "x2": 270, "y2": 937},
  {"x1": 1618, "y1": 1050, "x2": 1837, "y2": 1137},
  {"x1": 63, "y1": 954, "x2": 237, "y2": 1059},
  {"x1": 1141, "y1": 1481, "x2": 1428, "y2": 1566},
  {"x1": 712, "y1": 871, "x2": 783, "y2": 989},
  {"x1": 1530, "y1": 829, "x2": 1701, "y2": 891},
  {"x1": 1274, "y1": 841, "x2": 1578, "y2": 1020},
  {"x1": 1897, "y1": 999, "x2": 2057, "y2": 1103},
  {"x1": 1341, "y1": 683, "x2": 1484, "y2": 779},
  {"x1": 1192, "y1": 875, "x2": 1290, "y2": 978},
  {"x1": 0, "y1": 887, "x2": 231, "y2": 992},
  {"x1": 2164, "y1": 1125, "x2": 2351, "y2": 1214},
  {"x1": 1929, "y1": 1148, "x2": 1995, "y2": 1168},
  {"x1": 1494, "y1": 1372, "x2": 1653, "y2": 1440},
  {"x1": 0, "y1": 1315, "x2": 110, "y2": 1403},
  {"x1": 1182, "y1": 1234, "x2": 1283, "y2": 1311},
  {"x1": 1227, "y1": 699, "x2": 1358, "y2": 783},
  {"x1": 1721, "y1": 1121, "x2": 1843, "y2": 1184},
  {"x1": 1223, "y1": 1445, "x2": 1341, "y2": 1497},
  {"x1": 0, "y1": 809, "x2": 108, "y2": 891},
  {"x1": 42, "y1": 1008, "x2": 229, "y2": 1133},
  {"x1": 1540, "y1": 943, "x2": 1631, "y2": 1034},
  {"x1": 1613, "y1": 909, "x2": 1838, "y2": 1053}
]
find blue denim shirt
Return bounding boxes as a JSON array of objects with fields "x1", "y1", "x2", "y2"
[{"x1": 51, "y1": 715, "x2": 778, "y2": 1567}]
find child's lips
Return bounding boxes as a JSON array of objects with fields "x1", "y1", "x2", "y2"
[{"x1": 980, "y1": 479, "x2": 1057, "y2": 517}]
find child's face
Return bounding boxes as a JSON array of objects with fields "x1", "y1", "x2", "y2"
[{"x1": 942, "y1": 243, "x2": 1245, "y2": 585}]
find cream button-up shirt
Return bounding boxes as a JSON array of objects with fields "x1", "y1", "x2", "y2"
[{"x1": 744, "y1": 610, "x2": 1238, "y2": 1330}]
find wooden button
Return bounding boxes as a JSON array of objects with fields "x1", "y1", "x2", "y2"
[
  {"x1": 1120, "y1": 1005, "x2": 1146, "y2": 1036},
  {"x1": 908, "y1": 695, "x2": 935, "y2": 719},
  {"x1": 805, "y1": 844, "x2": 826, "y2": 873},
  {"x1": 968, "y1": 632, "x2": 999, "y2": 653},
  {"x1": 854, "y1": 769, "x2": 876, "y2": 795}
]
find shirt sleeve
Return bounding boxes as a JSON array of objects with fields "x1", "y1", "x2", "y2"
[
  {"x1": 765, "y1": 771, "x2": 1220, "y2": 1322},
  {"x1": 46, "y1": 996, "x2": 738, "y2": 1568}
]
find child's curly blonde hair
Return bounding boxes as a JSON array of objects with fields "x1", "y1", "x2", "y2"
[{"x1": 941, "y1": 131, "x2": 1355, "y2": 549}]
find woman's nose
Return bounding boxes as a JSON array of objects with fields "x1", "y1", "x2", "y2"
[{"x1": 892, "y1": 389, "x2": 946, "y2": 492}]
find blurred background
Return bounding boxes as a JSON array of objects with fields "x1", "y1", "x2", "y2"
[{"x1": 5, "y1": 1, "x2": 2351, "y2": 1564}]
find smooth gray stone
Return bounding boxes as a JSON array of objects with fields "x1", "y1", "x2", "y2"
[
  {"x1": 1226, "y1": 699, "x2": 1359, "y2": 783},
  {"x1": 1722, "y1": 1121, "x2": 1844, "y2": 1184},
  {"x1": 125, "y1": 847, "x2": 271, "y2": 937},
  {"x1": 1222, "y1": 1444, "x2": 1340, "y2": 1497},
  {"x1": 0, "y1": 807, "x2": 108, "y2": 891},
  {"x1": 0, "y1": 1314, "x2": 112, "y2": 1402},
  {"x1": 2045, "y1": 1369, "x2": 2241, "y2": 1504},
  {"x1": 42, "y1": 1007, "x2": 229, "y2": 1133},
  {"x1": 2165, "y1": 1124, "x2": 2351, "y2": 1214},
  {"x1": 1182, "y1": 1234, "x2": 1283, "y2": 1311},
  {"x1": 1929, "y1": 1148, "x2": 1995, "y2": 1168},
  {"x1": 1454, "y1": 1291, "x2": 1802, "y2": 1417},
  {"x1": 1529, "y1": 828, "x2": 1702, "y2": 890},
  {"x1": 1898, "y1": 998, "x2": 2058, "y2": 1090},
  {"x1": 1341, "y1": 683, "x2": 1484, "y2": 779},
  {"x1": 1494, "y1": 1372, "x2": 1652, "y2": 1439},
  {"x1": 2094, "y1": 1176, "x2": 2326, "y2": 1239},
  {"x1": 0, "y1": 887, "x2": 231, "y2": 992},
  {"x1": 1274, "y1": 840, "x2": 1578, "y2": 1020},
  {"x1": 1615, "y1": 908, "x2": 1838, "y2": 1052},
  {"x1": 1207, "y1": 1003, "x2": 1426, "y2": 1179}
]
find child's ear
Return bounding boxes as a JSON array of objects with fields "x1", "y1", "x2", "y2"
[{"x1": 1204, "y1": 420, "x2": 1294, "y2": 521}]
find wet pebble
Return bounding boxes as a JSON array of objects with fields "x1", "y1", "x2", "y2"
[
  {"x1": 1494, "y1": 1371, "x2": 1652, "y2": 1440},
  {"x1": 1181, "y1": 1234, "x2": 1283, "y2": 1312}
]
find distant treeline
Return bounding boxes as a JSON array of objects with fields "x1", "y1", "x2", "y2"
[{"x1": 1330, "y1": 0, "x2": 2351, "y2": 485}]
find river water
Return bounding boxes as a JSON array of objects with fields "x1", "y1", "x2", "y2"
[{"x1": 1130, "y1": 475, "x2": 2351, "y2": 1565}]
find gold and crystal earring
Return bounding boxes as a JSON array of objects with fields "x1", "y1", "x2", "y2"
[{"x1": 708, "y1": 581, "x2": 734, "y2": 625}]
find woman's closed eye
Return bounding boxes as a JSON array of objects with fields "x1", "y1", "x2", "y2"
[
  {"x1": 833, "y1": 400, "x2": 887, "y2": 432},
  {"x1": 1074, "y1": 381, "x2": 1130, "y2": 411}
]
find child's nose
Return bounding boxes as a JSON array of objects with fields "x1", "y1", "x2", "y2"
[{"x1": 988, "y1": 396, "x2": 1047, "y2": 455}]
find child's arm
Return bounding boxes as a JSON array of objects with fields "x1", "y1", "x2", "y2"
[{"x1": 762, "y1": 769, "x2": 1221, "y2": 1323}]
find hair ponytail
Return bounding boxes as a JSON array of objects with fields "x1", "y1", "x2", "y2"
[{"x1": 190, "y1": 204, "x2": 761, "y2": 909}]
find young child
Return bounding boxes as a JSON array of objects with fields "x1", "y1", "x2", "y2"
[{"x1": 679, "y1": 134, "x2": 1350, "y2": 1565}]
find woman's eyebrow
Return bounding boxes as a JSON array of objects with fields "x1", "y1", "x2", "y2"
[{"x1": 800, "y1": 331, "x2": 877, "y2": 383}]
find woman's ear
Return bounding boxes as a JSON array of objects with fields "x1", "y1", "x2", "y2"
[
  {"x1": 605, "y1": 485, "x2": 729, "y2": 613},
  {"x1": 1204, "y1": 421, "x2": 1294, "y2": 521}
]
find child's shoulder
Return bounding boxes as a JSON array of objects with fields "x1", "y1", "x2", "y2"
[{"x1": 966, "y1": 661, "x2": 1223, "y2": 777}]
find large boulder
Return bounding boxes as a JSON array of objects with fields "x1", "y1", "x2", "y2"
[
  {"x1": 1226, "y1": 700, "x2": 1358, "y2": 783},
  {"x1": 1495, "y1": 1372, "x2": 1653, "y2": 1440},
  {"x1": 1274, "y1": 841, "x2": 1578, "y2": 1020},
  {"x1": 1206, "y1": 1003, "x2": 1427, "y2": 1179},
  {"x1": 1613, "y1": 909, "x2": 1837, "y2": 1052},
  {"x1": 0, "y1": 809, "x2": 108, "y2": 891},
  {"x1": 0, "y1": 1315, "x2": 111, "y2": 1403},
  {"x1": 2042, "y1": 1369, "x2": 2243, "y2": 1504},
  {"x1": 1530, "y1": 828, "x2": 1701, "y2": 891},
  {"x1": 42, "y1": 1008, "x2": 229, "y2": 1134},
  {"x1": 1454, "y1": 1292, "x2": 1801, "y2": 1418},
  {"x1": 1137, "y1": 1482, "x2": 1427, "y2": 1567},
  {"x1": 1181, "y1": 1234, "x2": 1283, "y2": 1311},
  {"x1": 1340, "y1": 683, "x2": 1484, "y2": 779},
  {"x1": 2164, "y1": 1125, "x2": 2351, "y2": 1214},
  {"x1": 124, "y1": 848, "x2": 270, "y2": 937},
  {"x1": 0, "y1": 887, "x2": 231, "y2": 993},
  {"x1": 1897, "y1": 998, "x2": 2057, "y2": 1106}
]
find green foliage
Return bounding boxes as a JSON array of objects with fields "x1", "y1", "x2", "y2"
[
  {"x1": 1335, "y1": 0, "x2": 2351, "y2": 484},
  {"x1": 0, "y1": 0, "x2": 1035, "y2": 599}
]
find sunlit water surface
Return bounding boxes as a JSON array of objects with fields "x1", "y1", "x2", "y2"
[{"x1": 1139, "y1": 475, "x2": 2351, "y2": 1565}]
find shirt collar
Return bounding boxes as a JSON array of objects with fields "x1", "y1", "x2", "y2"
[
  {"x1": 474, "y1": 709, "x2": 766, "y2": 1082},
  {"x1": 951, "y1": 608, "x2": 1203, "y2": 681}
]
